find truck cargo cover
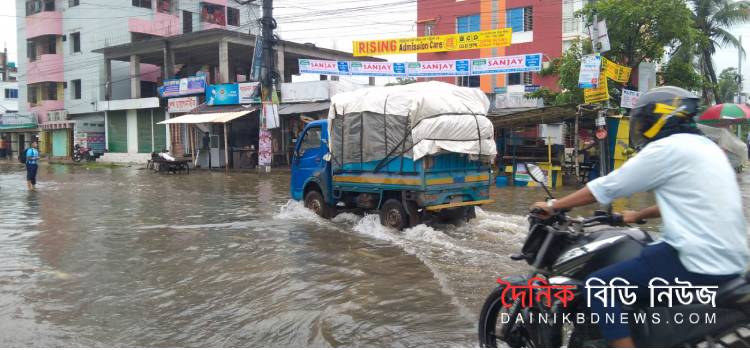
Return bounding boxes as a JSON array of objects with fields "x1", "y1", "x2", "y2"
[{"x1": 327, "y1": 81, "x2": 496, "y2": 163}]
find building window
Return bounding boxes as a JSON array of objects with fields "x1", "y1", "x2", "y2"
[
  {"x1": 28, "y1": 86, "x2": 38, "y2": 105},
  {"x1": 71, "y1": 32, "x2": 81, "y2": 53},
  {"x1": 71, "y1": 79, "x2": 81, "y2": 99},
  {"x1": 457, "y1": 75, "x2": 480, "y2": 88},
  {"x1": 508, "y1": 72, "x2": 533, "y2": 85},
  {"x1": 46, "y1": 36, "x2": 56, "y2": 54},
  {"x1": 227, "y1": 7, "x2": 240, "y2": 26},
  {"x1": 132, "y1": 0, "x2": 152, "y2": 9},
  {"x1": 202, "y1": 4, "x2": 226, "y2": 25},
  {"x1": 424, "y1": 22, "x2": 435, "y2": 36},
  {"x1": 45, "y1": 82, "x2": 58, "y2": 101},
  {"x1": 69, "y1": 0, "x2": 79, "y2": 7},
  {"x1": 4, "y1": 89, "x2": 18, "y2": 99},
  {"x1": 157, "y1": 0, "x2": 173, "y2": 14},
  {"x1": 27, "y1": 41, "x2": 37, "y2": 61},
  {"x1": 26, "y1": 0, "x2": 55, "y2": 15},
  {"x1": 506, "y1": 7, "x2": 533, "y2": 32},
  {"x1": 457, "y1": 14, "x2": 481, "y2": 33}
]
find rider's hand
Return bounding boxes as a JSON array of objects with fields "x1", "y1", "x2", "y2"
[
  {"x1": 622, "y1": 210, "x2": 640, "y2": 224},
  {"x1": 530, "y1": 201, "x2": 554, "y2": 219}
]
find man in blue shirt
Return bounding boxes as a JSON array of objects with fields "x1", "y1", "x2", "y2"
[
  {"x1": 533, "y1": 87, "x2": 748, "y2": 347},
  {"x1": 26, "y1": 140, "x2": 39, "y2": 190}
]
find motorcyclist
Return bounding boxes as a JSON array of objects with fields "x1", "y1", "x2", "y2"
[{"x1": 532, "y1": 86, "x2": 749, "y2": 347}]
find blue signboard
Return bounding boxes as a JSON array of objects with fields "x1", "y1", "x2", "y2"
[
  {"x1": 206, "y1": 84, "x2": 240, "y2": 106},
  {"x1": 159, "y1": 76, "x2": 207, "y2": 97}
]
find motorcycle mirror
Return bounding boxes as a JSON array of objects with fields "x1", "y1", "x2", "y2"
[{"x1": 525, "y1": 163, "x2": 547, "y2": 184}]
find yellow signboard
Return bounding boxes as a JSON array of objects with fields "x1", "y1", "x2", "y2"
[
  {"x1": 602, "y1": 57, "x2": 632, "y2": 83},
  {"x1": 584, "y1": 71, "x2": 609, "y2": 104},
  {"x1": 352, "y1": 29, "x2": 512, "y2": 56}
]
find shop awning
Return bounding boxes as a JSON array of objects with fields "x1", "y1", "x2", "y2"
[
  {"x1": 158, "y1": 109, "x2": 256, "y2": 125},
  {"x1": 278, "y1": 102, "x2": 331, "y2": 115}
]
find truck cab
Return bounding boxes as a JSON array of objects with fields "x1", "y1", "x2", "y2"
[{"x1": 290, "y1": 120, "x2": 334, "y2": 216}]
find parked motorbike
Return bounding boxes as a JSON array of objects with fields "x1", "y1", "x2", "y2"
[
  {"x1": 478, "y1": 163, "x2": 750, "y2": 347},
  {"x1": 72, "y1": 144, "x2": 96, "y2": 163}
]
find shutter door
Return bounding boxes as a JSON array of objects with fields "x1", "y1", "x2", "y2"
[
  {"x1": 107, "y1": 111, "x2": 127, "y2": 153},
  {"x1": 153, "y1": 110, "x2": 167, "y2": 152},
  {"x1": 137, "y1": 109, "x2": 153, "y2": 154},
  {"x1": 51, "y1": 130, "x2": 68, "y2": 157}
]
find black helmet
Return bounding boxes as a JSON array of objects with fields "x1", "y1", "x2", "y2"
[{"x1": 630, "y1": 86, "x2": 700, "y2": 149}]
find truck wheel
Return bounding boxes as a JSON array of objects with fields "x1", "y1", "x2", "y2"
[
  {"x1": 380, "y1": 199, "x2": 408, "y2": 230},
  {"x1": 304, "y1": 190, "x2": 335, "y2": 219}
]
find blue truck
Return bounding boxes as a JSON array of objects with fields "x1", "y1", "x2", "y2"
[{"x1": 289, "y1": 82, "x2": 497, "y2": 230}]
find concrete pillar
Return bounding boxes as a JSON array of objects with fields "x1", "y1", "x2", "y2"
[
  {"x1": 276, "y1": 44, "x2": 287, "y2": 83},
  {"x1": 126, "y1": 109, "x2": 138, "y2": 154},
  {"x1": 130, "y1": 54, "x2": 141, "y2": 99},
  {"x1": 104, "y1": 59, "x2": 112, "y2": 100},
  {"x1": 219, "y1": 40, "x2": 229, "y2": 84},
  {"x1": 163, "y1": 42, "x2": 175, "y2": 80},
  {"x1": 369, "y1": 77, "x2": 376, "y2": 86}
]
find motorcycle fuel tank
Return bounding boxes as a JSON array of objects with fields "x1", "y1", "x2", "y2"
[{"x1": 552, "y1": 227, "x2": 651, "y2": 279}]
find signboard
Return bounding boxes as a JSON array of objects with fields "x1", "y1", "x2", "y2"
[
  {"x1": 584, "y1": 71, "x2": 609, "y2": 104},
  {"x1": 251, "y1": 35, "x2": 264, "y2": 82},
  {"x1": 471, "y1": 53, "x2": 543, "y2": 75},
  {"x1": 167, "y1": 96, "x2": 198, "y2": 113},
  {"x1": 524, "y1": 85, "x2": 541, "y2": 93},
  {"x1": 239, "y1": 82, "x2": 261, "y2": 104},
  {"x1": 263, "y1": 103, "x2": 280, "y2": 129},
  {"x1": 352, "y1": 28, "x2": 512, "y2": 56},
  {"x1": 258, "y1": 128, "x2": 272, "y2": 166},
  {"x1": 74, "y1": 132, "x2": 105, "y2": 153},
  {"x1": 588, "y1": 20, "x2": 611, "y2": 53},
  {"x1": 297, "y1": 53, "x2": 542, "y2": 78},
  {"x1": 206, "y1": 84, "x2": 240, "y2": 106},
  {"x1": 159, "y1": 76, "x2": 207, "y2": 97},
  {"x1": 620, "y1": 89, "x2": 642, "y2": 109},
  {"x1": 602, "y1": 57, "x2": 632, "y2": 83},
  {"x1": 0, "y1": 113, "x2": 37, "y2": 129},
  {"x1": 578, "y1": 54, "x2": 602, "y2": 89},
  {"x1": 350, "y1": 61, "x2": 406, "y2": 77}
]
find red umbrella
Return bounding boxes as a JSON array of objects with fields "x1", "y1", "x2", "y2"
[{"x1": 698, "y1": 103, "x2": 750, "y2": 126}]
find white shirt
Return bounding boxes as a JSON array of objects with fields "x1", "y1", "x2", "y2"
[{"x1": 587, "y1": 133, "x2": 749, "y2": 275}]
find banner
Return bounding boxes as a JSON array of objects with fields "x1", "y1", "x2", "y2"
[
  {"x1": 578, "y1": 54, "x2": 602, "y2": 89},
  {"x1": 206, "y1": 84, "x2": 240, "y2": 106},
  {"x1": 258, "y1": 128, "x2": 272, "y2": 166},
  {"x1": 471, "y1": 54, "x2": 543, "y2": 75},
  {"x1": 159, "y1": 76, "x2": 207, "y2": 97},
  {"x1": 298, "y1": 53, "x2": 543, "y2": 78},
  {"x1": 620, "y1": 89, "x2": 642, "y2": 109},
  {"x1": 167, "y1": 96, "x2": 198, "y2": 113},
  {"x1": 239, "y1": 82, "x2": 261, "y2": 104},
  {"x1": 584, "y1": 71, "x2": 609, "y2": 104},
  {"x1": 353, "y1": 28, "x2": 512, "y2": 56},
  {"x1": 602, "y1": 57, "x2": 632, "y2": 83}
]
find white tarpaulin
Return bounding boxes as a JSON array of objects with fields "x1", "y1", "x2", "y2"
[{"x1": 327, "y1": 81, "x2": 496, "y2": 163}]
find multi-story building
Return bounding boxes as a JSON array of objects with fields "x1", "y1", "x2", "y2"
[
  {"x1": 16, "y1": 0, "x2": 260, "y2": 158},
  {"x1": 417, "y1": 0, "x2": 588, "y2": 96}
]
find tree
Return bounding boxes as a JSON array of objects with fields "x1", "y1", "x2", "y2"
[
  {"x1": 527, "y1": 39, "x2": 588, "y2": 105},
  {"x1": 581, "y1": 0, "x2": 695, "y2": 74},
  {"x1": 717, "y1": 67, "x2": 740, "y2": 103},
  {"x1": 662, "y1": 34, "x2": 705, "y2": 92},
  {"x1": 688, "y1": 0, "x2": 750, "y2": 103}
]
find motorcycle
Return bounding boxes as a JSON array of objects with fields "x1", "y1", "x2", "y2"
[
  {"x1": 72, "y1": 144, "x2": 96, "y2": 163},
  {"x1": 478, "y1": 163, "x2": 750, "y2": 347}
]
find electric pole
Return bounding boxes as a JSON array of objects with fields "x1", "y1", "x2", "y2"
[{"x1": 261, "y1": 0, "x2": 275, "y2": 99}]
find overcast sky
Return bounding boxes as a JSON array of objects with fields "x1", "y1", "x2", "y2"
[{"x1": 1, "y1": 0, "x2": 748, "y2": 90}]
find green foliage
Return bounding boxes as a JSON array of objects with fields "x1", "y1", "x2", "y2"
[
  {"x1": 581, "y1": 0, "x2": 695, "y2": 69},
  {"x1": 717, "y1": 67, "x2": 740, "y2": 103}
]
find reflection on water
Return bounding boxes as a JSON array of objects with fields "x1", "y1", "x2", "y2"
[{"x1": 0, "y1": 162, "x2": 746, "y2": 346}]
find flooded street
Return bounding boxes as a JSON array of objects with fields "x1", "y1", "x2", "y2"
[{"x1": 0, "y1": 162, "x2": 748, "y2": 347}]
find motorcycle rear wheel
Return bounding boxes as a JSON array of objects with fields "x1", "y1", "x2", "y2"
[
  {"x1": 478, "y1": 286, "x2": 561, "y2": 348},
  {"x1": 72, "y1": 153, "x2": 82, "y2": 163}
]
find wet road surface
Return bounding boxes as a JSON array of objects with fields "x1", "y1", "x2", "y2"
[{"x1": 0, "y1": 162, "x2": 746, "y2": 346}]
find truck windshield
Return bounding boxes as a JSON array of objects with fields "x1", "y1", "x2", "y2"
[{"x1": 300, "y1": 127, "x2": 322, "y2": 154}]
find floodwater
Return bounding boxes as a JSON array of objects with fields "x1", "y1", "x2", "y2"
[{"x1": 0, "y1": 162, "x2": 747, "y2": 347}]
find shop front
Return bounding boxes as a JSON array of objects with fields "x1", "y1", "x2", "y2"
[{"x1": 0, "y1": 113, "x2": 39, "y2": 159}]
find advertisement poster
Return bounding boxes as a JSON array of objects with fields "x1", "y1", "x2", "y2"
[
  {"x1": 167, "y1": 96, "x2": 198, "y2": 113},
  {"x1": 263, "y1": 103, "x2": 280, "y2": 129},
  {"x1": 258, "y1": 128, "x2": 273, "y2": 166},
  {"x1": 298, "y1": 59, "x2": 348, "y2": 75},
  {"x1": 471, "y1": 53, "x2": 543, "y2": 75},
  {"x1": 349, "y1": 61, "x2": 406, "y2": 77},
  {"x1": 578, "y1": 54, "x2": 602, "y2": 89},
  {"x1": 406, "y1": 60, "x2": 470, "y2": 77},
  {"x1": 620, "y1": 89, "x2": 642, "y2": 109},
  {"x1": 159, "y1": 76, "x2": 207, "y2": 97},
  {"x1": 584, "y1": 71, "x2": 609, "y2": 104},
  {"x1": 352, "y1": 28, "x2": 512, "y2": 56},
  {"x1": 206, "y1": 84, "x2": 240, "y2": 106},
  {"x1": 239, "y1": 82, "x2": 261, "y2": 104},
  {"x1": 603, "y1": 57, "x2": 633, "y2": 83},
  {"x1": 74, "y1": 132, "x2": 105, "y2": 153}
]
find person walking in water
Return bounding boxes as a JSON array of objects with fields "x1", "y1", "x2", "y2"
[{"x1": 25, "y1": 140, "x2": 39, "y2": 190}]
